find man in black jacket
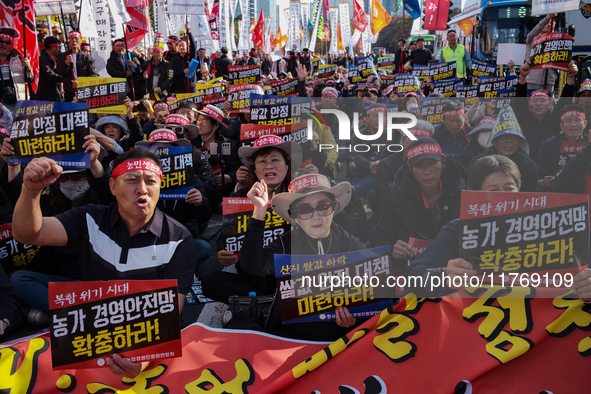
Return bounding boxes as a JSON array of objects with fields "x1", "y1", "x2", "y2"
[
  {"x1": 247, "y1": 48, "x2": 261, "y2": 66},
  {"x1": 536, "y1": 104, "x2": 588, "y2": 190},
  {"x1": 409, "y1": 37, "x2": 434, "y2": 67},
  {"x1": 394, "y1": 39, "x2": 410, "y2": 74},
  {"x1": 512, "y1": 60, "x2": 577, "y2": 162},
  {"x1": 213, "y1": 46, "x2": 232, "y2": 78},
  {"x1": 171, "y1": 40, "x2": 197, "y2": 93},
  {"x1": 36, "y1": 36, "x2": 67, "y2": 102},
  {"x1": 106, "y1": 38, "x2": 145, "y2": 100},
  {"x1": 371, "y1": 137, "x2": 464, "y2": 275},
  {"x1": 144, "y1": 46, "x2": 174, "y2": 98},
  {"x1": 56, "y1": 31, "x2": 99, "y2": 102}
]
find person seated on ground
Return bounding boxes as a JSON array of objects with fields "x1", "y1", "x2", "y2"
[
  {"x1": 512, "y1": 60, "x2": 578, "y2": 162},
  {"x1": 536, "y1": 104, "x2": 588, "y2": 191},
  {"x1": 240, "y1": 174, "x2": 367, "y2": 341},
  {"x1": 468, "y1": 111, "x2": 539, "y2": 192},
  {"x1": 371, "y1": 137, "x2": 465, "y2": 276},
  {"x1": 576, "y1": 80, "x2": 591, "y2": 134},
  {"x1": 191, "y1": 105, "x2": 241, "y2": 208},
  {"x1": 465, "y1": 97, "x2": 500, "y2": 126},
  {"x1": 142, "y1": 100, "x2": 169, "y2": 136},
  {"x1": 375, "y1": 120, "x2": 435, "y2": 204},
  {"x1": 12, "y1": 148, "x2": 195, "y2": 378},
  {"x1": 407, "y1": 155, "x2": 521, "y2": 297},
  {"x1": 0, "y1": 263, "x2": 23, "y2": 339},
  {"x1": 134, "y1": 99, "x2": 154, "y2": 129},
  {"x1": 455, "y1": 117, "x2": 495, "y2": 172},
  {"x1": 136, "y1": 130, "x2": 212, "y2": 273},
  {"x1": 202, "y1": 135, "x2": 302, "y2": 303},
  {"x1": 433, "y1": 100, "x2": 473, "y2": 153},
  {"x1": 155, "y1": 113, "x2": 217, "y2": 202},
  {"x1": 94, "y1": 99, "x2": 143, "y2": 153},
  {"x1": 347, "y1": 103, "x2": 396, "y2": 199},
  {"x1": 176, "y1": 100, "x2": 198, "y2": 125},
  {"x1": 1, "y1": 135, "x2": 110, "y2": 323}
]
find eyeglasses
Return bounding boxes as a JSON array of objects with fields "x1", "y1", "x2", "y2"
[
  {"x1": 254, "y1": 156, "x2": 284, "y2": 167},
  {"x1": 292, "y1": 200, "x2": 334, "y2": 220},
  {"x1": 165, "y1": 125, "x2": 189, "y2": 137},
  {"x1": 0, "y1": 40, "x2": 12, "y2": 45},
  {"x1": 59, "y1": 172, "x2": 86, "y2": 182}
]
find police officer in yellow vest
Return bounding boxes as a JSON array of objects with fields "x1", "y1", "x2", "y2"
[{"x1": 439, "y1": 29, "x2": 472, "y2": 82}]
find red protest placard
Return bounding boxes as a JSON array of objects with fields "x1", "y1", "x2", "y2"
[
  {"x1": 530, "y1": 32, "x2": 573, "y2": 72},
  {"x1": 48, "y1": 280, "x2": 182, "y2": 370}
]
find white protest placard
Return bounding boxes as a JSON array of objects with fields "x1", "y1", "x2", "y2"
[
  {"x1": 497, "y1": 43, "x2": 526, "y2": 65},
  {"x1": 34, "y1": 0, "x2": 76, "y2": 16},
  {"x1": 168, "y1": 0, "x2": 206, "y2": 15},
  {"x1": 532, "y1": 0, "x2": 580, "y2": 15}
]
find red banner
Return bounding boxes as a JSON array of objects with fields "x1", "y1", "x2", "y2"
[
  {"x1": 1, "y1": 292, "x2": 590, "y2": 392},
  {"x1": 353, "y1": 0, "x2": 367, "y2": 32},
  {"x1": 12, "y1": 0, "x2": 39, "y2": 93},
  {"x1": 252, "y1": 8, "x2": 264, "y2": 51},
  {"x1": 423, "y1": 0, "x2": 451, "y2": 31}
]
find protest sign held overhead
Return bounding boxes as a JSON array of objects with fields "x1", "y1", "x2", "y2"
[
  {"x1": 530, "y1": 33, "x2": 574, "y2": 72},
  {"x1": 8, "y1": 101, "x2": 90, "y2": 169},
  {"x1": 227, "y1": 65, "x2": 261, "y2": 85}
]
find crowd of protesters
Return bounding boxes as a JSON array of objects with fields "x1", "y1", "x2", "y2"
[{"x1": 1, "y1": 13, "x2": 591, "y2": 378}]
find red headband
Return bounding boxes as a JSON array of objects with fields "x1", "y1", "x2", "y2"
[
  {"x1": 0, "y1": 33, "x2": 13, "y2": 42},
  {"x1": 153, "y1": 102, "x2": 168, "y2": 110},
  {"x1": 68, "y1": 31, "x2": 82, "y2": 38},
  {"x1": 112, "y1": 159, "x2": 163, "y2": 179},
  {"x1": 366, "y1": 106, "x2": 387, "y2": 116},
  {"x1": 149, "y1": 130, "x2": 177, "y2": 142},
  {"x1": 561, "y1": 110, "x2": 586, "y2": 122},
  {"x1": 443, "y1": 108, "x2": 464, "y2": 117},
  {"x1": 200, "y1": 105, "x2": 224, "y2": 123},
  {"x1": 407, "y1": 143, "x2": 443, "y2": 161},
  {"x1": 168, "y1": 39, "x2": 179, "y2": 44},
  {"x1": 530, "y1": 91, "x2": 550, "y2": 100},
  {"x1": 153, "y1": 46, "x2": 164, "y2": 52},
  {"x1": 410, "y1": 128, "x2": 434, "y2": 138},
  {"x1": 288, "y1": 174, "x2": 331, "y2": 193}
]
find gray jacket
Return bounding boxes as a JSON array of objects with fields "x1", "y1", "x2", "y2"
[{"x1": 525, "y1": 17, "x2": 556, "y2": 88}]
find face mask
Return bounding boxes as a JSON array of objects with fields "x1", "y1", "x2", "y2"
[
  {"x1": 477, "y1": 131, "x2": 492, "y2": 149},
  {"x1": 60, "y1": 180, "x2": 89, "y2": 201}
]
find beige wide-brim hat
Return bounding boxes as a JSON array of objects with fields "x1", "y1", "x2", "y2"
[
  {"x1": 238, "y1": 134, "x2": 302, "y2": 170},
  {"x1": 271, "y1": 174, "x2": 352, "y2": 223},
  {"x1": 155, "y1": 114, "x2": 199, "y2": 137}
]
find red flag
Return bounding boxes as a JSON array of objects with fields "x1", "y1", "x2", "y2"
[
  {"x1": 423, "y1": 0, "x2": 451, "y2": 31},
  {"x1": 252, "y1": 8, "x2": 265, "y2": 51},
  {"x1": 125, "y1": 0, "x2": 149, "y2": 29},
  {"x1": 125, "y1": 25, "x2": 147, "y2": 48},
  {"x1": 12, "y1": 0, "x2": 39, "y2": 93},
  {"x1": 353, "y1": 0, "x2": 368, "y2": 32}
]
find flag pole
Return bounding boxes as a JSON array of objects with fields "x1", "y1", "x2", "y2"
[
  {"x1": 21, "y1": 3, "x2": 28, "y2": 100},
  {"x1": 124, "y1": 27, "x2": 137, "y2": 101}
]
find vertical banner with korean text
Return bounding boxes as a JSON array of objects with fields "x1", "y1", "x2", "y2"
[
  {"x1": 329, "y1": 7, "x2": 339, "y2": 54},
  {"x1": 93, "y1": 0, "x2": 112, "y2": 77},
  {"x1": 339, "y1": 2, "x2": 352, "y2": 50}
]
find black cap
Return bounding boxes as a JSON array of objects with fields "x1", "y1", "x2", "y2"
[
  {"x1": 407, "y1": 137, "x2": 443, "y2": 167},
  {"x1": 303, "y1": 48, "x2": 309, "y2": 52},
  {"x1": 416, "y1": 37, "x2": 425, "y2": 42},
  {"x1": 44, "y1": 36, "x2": 61, "y2": 48}
]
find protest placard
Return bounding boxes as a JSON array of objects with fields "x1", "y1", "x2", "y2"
[
  {"x1": 141, "y1": 145, "x2": 194, "y2": 200},
  {"x1": 269, "y1": 78, "x2": 299, "y2": 96},
  {"x1": 530, "y1": 33, "x2": 574, "y2": 72},
  {"x1": 220, "y1": 197, "x2": 291, "y2": 258},
  {"x1": 274, "y1": 246, "x2": 394, "y2": 324},
  {"x1": 227, "y1": 65, "x2": 261, "y2": 85},
  {"x1": 9, "y1": 101, "x2": 90, "y2": 168},
  {"x1": 478, "y1": 75, "x2": 518, "y2": 99},
  {"x1": 48, "y1": 280, "x2": 182, "y2": 369},
  {"x1": 393, "y1": 74, "x2": 421, "y2": 95},
  {"x1": 456, "y1": 84, "x2": 478, "y2": 106},
  {"x1": 227, "y1": 84, "x2": 266, "y2": 114},
  {"x1": 471, "y1": 59, "x2": 497, "y2": 78},
  {"x1": 249, "y1": 94, "x2": 312, "y2": 126},
  {"x1": 420, "y1": 96, "x2": 448, "y2": 126},
  {"x1": 317, "y1": 64, "x2": 337, "y2": 80},
  {"x1": 0, "y1": 223, "x2": 44, "y2": 275},
  {"x1": 432, "y1": 79, "x2": 458, "y2": 97},
  {"x1": 202, "y1": 95, "x2": 227, "y2": 110},
  {"x1": 377, "y1": 55, "x2": 395, "y2": 68},
  {"x1": 430, "y1": 61, "x2": 457, "y2": 81},
  {"x1": 77, "y1": 77, "x2": 127, "y2": 114},
  {"x1": 412, "y1": 64, "x2": 431, "y2": 81},
  {"x1": 557, "y1": 141, "x2": 588, "y2": 169},
  {"x1": 459, "y1": 191, "x2": 589, "y2": 279}
]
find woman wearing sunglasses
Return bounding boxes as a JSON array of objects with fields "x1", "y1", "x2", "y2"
[
  {"x1": 203, "y1": 135, "x2": 302, "y2": 298},
  {"x1": 239, "y1": 174, "x2": 368, "y2": 341}
]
